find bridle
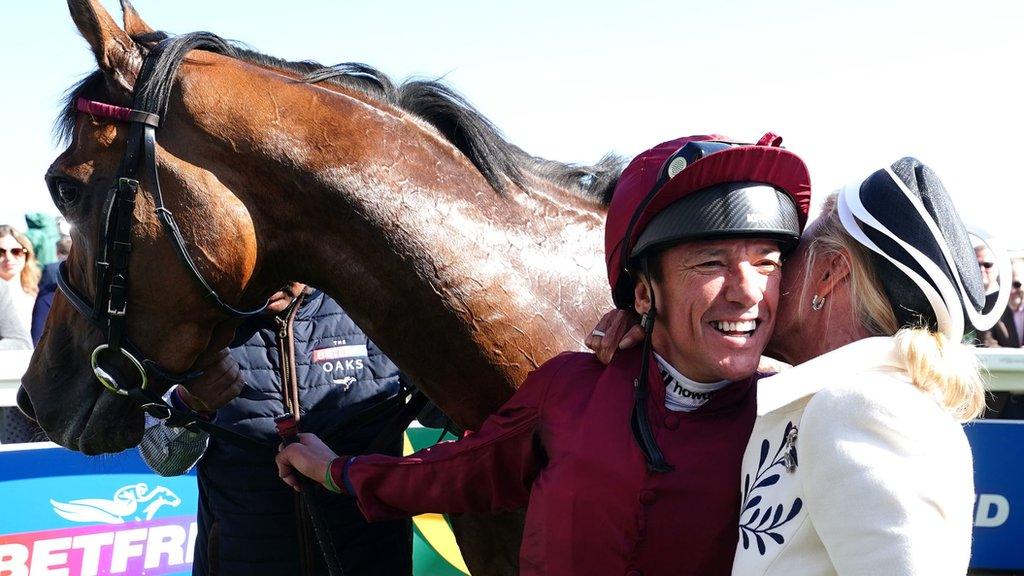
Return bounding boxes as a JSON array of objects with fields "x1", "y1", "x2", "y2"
[
  {"x1": 55, "y1": 34, "x2": 269, "y2": 445},
  {"x1": 47, "y1": 31, "x2": 449, "y2": 576}
]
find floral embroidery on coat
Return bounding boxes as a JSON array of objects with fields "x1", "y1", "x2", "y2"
[{"x1": 738, "y1": 421, "x2": 803, "y2": 555}]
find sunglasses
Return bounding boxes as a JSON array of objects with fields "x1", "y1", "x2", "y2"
[
  {"x1": 1013, "y1": 281, "x2": 1022, "y2": 290},
  {"x1": 979, "y1": 262, "x2": 994, "y2": 269},
  {"x1": 0, "y1": 247, "x2": 28, "y2": 258}
]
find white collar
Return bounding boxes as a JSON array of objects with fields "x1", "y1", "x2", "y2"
[
  {"x1": 756, "y1": 337, "x2": 903, "y2": 415},
  {"x1": 653, "y1": 352, "x2": 729, "y2": 390}
]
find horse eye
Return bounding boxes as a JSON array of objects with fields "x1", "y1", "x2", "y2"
[{"x1": 50, "y1": 179, "x2": 80, "y2": 207}]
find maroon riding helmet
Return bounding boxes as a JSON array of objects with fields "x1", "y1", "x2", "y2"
[
  {"x1": 606, "y1": 133, "x2": 812, "y2": 309},
  {"x1": 603, "y1": 132, "x2": 811, "y2": 473}
]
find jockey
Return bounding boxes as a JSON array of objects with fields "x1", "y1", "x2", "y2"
[{"x1": 276, "y1": 133, "x2": 811, "y2": 576}]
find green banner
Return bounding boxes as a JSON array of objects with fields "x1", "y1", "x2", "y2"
[{"x1": 406, "y1": 428, "x2": 470, "y2": 575}]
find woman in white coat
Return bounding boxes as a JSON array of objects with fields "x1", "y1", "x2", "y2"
[{"x1": 730, "y1": 157, "x2": 1007, "y2": 575}]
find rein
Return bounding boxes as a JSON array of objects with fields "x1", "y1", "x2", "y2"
[{"x1": 273, "y1": 290, "x2": 344, "y2": 576}]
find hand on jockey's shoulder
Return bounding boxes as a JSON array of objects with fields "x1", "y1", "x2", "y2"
[
  {"x1": 585, "y1": 309, "x2": 644, "y2": 364},
  {"x1": 177, "y1": 348, "x2": 244, "y2": 413},
  {"x1": 276, "y1": 433, "x2": 341, "y2": 492}
]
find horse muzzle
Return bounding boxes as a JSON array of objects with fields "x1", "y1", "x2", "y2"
[{"x1": 16, "y1": 386, "x2": 36, "y2": 423}]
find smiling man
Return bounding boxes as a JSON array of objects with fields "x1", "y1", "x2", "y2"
[{"x1": 276, "y1": 134, "x2": 811, "y2": 576}]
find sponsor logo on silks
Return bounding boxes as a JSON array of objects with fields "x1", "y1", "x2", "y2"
[
  {"x1": 312, "y1": 344, "x2": 368, "y2": 381},
  {"x1": 669, "y1": 383, "x2": 712, "y2": 401},
  {"x1": 50, "y1": 483, "x2": 181, "y2": 525},
  {"x1": 0, "y1": 516, "x2": 197, "y2": 576}
]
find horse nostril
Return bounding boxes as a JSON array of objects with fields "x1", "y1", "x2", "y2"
[{"x1": 16, "y1": 386, "x2": 37, "y2": 422}]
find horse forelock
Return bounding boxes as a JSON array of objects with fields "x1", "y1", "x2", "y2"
[
  {"x1": 56, "y1": 71, "x2": 107, "y2": 145},
  {"x1": 56, "y1": 29, "x2": 623, "y2": 207}
]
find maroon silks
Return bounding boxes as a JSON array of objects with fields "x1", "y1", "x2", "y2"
[{"x1": 339, "y1": 348, "x2": 758, "y2": 576}]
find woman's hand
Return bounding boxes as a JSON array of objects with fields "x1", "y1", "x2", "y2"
[
  {"x1": 584, "y1": 309, "x2": 644, "y2": 364},
  {"x1": 275, "y1": 433, "x2": 340, "y2": 492}
]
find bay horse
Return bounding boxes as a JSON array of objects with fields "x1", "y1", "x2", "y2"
[{"x1": 21, "y1": 0, "x2": 621, "y2": 573}]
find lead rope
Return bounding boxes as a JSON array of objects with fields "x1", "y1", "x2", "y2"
[{"x1": 273, "y1": 290, "x2": 345, "y2": 576}]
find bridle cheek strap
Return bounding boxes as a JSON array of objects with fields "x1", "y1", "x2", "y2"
[{"x1": 60, "y1": 94, "x2": 268, "y2": 395}]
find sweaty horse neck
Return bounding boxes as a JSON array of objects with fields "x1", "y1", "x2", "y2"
[{"x1": 188, "y1": 66, "x2": 610, "y2": 427}]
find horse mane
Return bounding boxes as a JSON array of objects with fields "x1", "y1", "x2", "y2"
[{"x1": 57, "y1": 31, "x2": 623, "y2": 205}]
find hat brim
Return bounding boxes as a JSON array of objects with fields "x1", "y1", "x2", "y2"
[{"x1": 837, "y1": 159, "x2": 1008, "y2": 340}]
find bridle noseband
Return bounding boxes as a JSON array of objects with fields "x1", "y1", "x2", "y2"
[{"x1": 59, "y1": 36, "x2": 269, "y2": 403}]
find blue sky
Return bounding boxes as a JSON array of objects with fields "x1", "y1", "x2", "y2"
[{"x1": 3, "y1": 0, "x2": 1023, "y2": 246}]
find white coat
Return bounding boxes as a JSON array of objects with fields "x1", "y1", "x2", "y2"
[{"x1": 731, "y1": 337, "x2": 975, "y2": 575}]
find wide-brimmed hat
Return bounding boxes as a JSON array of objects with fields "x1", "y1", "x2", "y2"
[{"x1": 837, "y1": 157, "x2": 1009, "y2": 340}]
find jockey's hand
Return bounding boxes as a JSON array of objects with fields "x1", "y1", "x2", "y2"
[
  {"x1": 584, "y1": 309, "x2": 644, "y2": 365},
  {"x1": 177, "y1": 348, "x2": 243, "y2": 413},
  {"x1": 276, "y1": 433, "x2": 339, "y2": 492}
]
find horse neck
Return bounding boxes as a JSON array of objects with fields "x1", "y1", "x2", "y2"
[{"x1": 188, "y1": 67, "x2": 610, "y2": 427}]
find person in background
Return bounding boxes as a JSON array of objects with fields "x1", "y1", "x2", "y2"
[
  {"x1": 275, "y1": 133, "x2": 812, "y2": 576},
  {"x1": 975, "y1": 243, "x2": 998, "y2": 296},
  {"x1": 0, "y1": 282, "x2": 30, "y2": 350},
  {"x1": 0, "y1": 282, "x2": 35, "y2": 443},
  {"x1": 31, "y1": 235, "x2": 72, "y2": 345},
  {"x1": 976, "y1": 258, "x2": 1024, "y2": 418},
  {"x1": 0, "y1": 225, "x2": 39, "y2": 335},
  {"x1": 977, "y1": 258, "x2": 1024, "y2": 349},
  {"x1": 139, "y1": 283, "x2": 413, "y2": 576},
  {"x1": 24, "y1": 213, "x2": 61, "y2": 267}
]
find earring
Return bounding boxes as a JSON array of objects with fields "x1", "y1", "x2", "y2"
[{"x1": 811, "y1": 295, "x2": 825, "y2": 311}]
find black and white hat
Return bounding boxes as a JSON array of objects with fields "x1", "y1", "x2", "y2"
[{"x1": 837, "y1": 157, "x2": 1010, "y2": 340}]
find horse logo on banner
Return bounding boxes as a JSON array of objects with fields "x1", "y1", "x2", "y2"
[{"x1": 50, "y1": 483, "x2": 182, "y2": 524}]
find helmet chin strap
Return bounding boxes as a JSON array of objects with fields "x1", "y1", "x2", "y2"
[{"x1": 633, "y1": 259, "x2": 673, "y2": 473}]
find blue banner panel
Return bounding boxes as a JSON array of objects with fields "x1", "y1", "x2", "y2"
[
  {"x1": 965, "y1": 420, "x2": 1024, "y2": 570},
  {"x1": 3, "y1": 421, "x2": 1018, "y2": 573},
  {"x1": 0, "y1": 434, "x2": 469, "y2": 576},
  {"x1": 0, "y1": 444, "x2": 196, "y2": 576}
]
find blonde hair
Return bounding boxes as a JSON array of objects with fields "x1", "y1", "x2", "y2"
[
  {"x1": 800, "y1": 196, "x2": 898, "y2": 337},
  {"x1": 807, "y1": 195, "x2": 985, "y2": 422},
  {"x1": 893, "y1": 329, "x2": 985, "y2": 422},
  {"x1": 0, "y1": 225, "x2": 41, "y2": 296}
]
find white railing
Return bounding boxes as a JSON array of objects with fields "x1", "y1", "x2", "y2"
[
  {"x1": 0, "y1": 349, "x2": 34, "y2": 407},
  {"x1": 3, "y1": 348, "x2": 1024, "y2": 407}
]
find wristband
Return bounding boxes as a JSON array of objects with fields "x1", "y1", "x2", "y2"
[{"x1": 324, "y1": 457, "x2": 343, "y2": 493}]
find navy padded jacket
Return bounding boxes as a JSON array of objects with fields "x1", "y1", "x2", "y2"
[{"x1": 193, "y1": 290, "x2": 411, "y2": 576}]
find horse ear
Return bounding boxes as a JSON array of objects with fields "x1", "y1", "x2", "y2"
[
  {"x1": 67, "y1": 0, "x2": 143, "y2": 94},
  {"x1": 120, "y1": 0, "x2": 155, "y2": 37}
]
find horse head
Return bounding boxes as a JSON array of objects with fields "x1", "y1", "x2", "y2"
[
  {"x1": 24, "y1": 0, "x2": 621, "y2": 457},
  {"x1": 22, "y1": 1, "x2": 276, "y2": 454}
]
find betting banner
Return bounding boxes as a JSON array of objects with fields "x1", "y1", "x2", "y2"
[
  {"x1": 0, "y1": 429, "x2": 469, "y2": 576},
  {"x1": 4, "y1": 423, "x2": 1019, "y2": 574},
  {"x1": 965, "y1": 420, "x2": 1023, "y2": 570}
]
